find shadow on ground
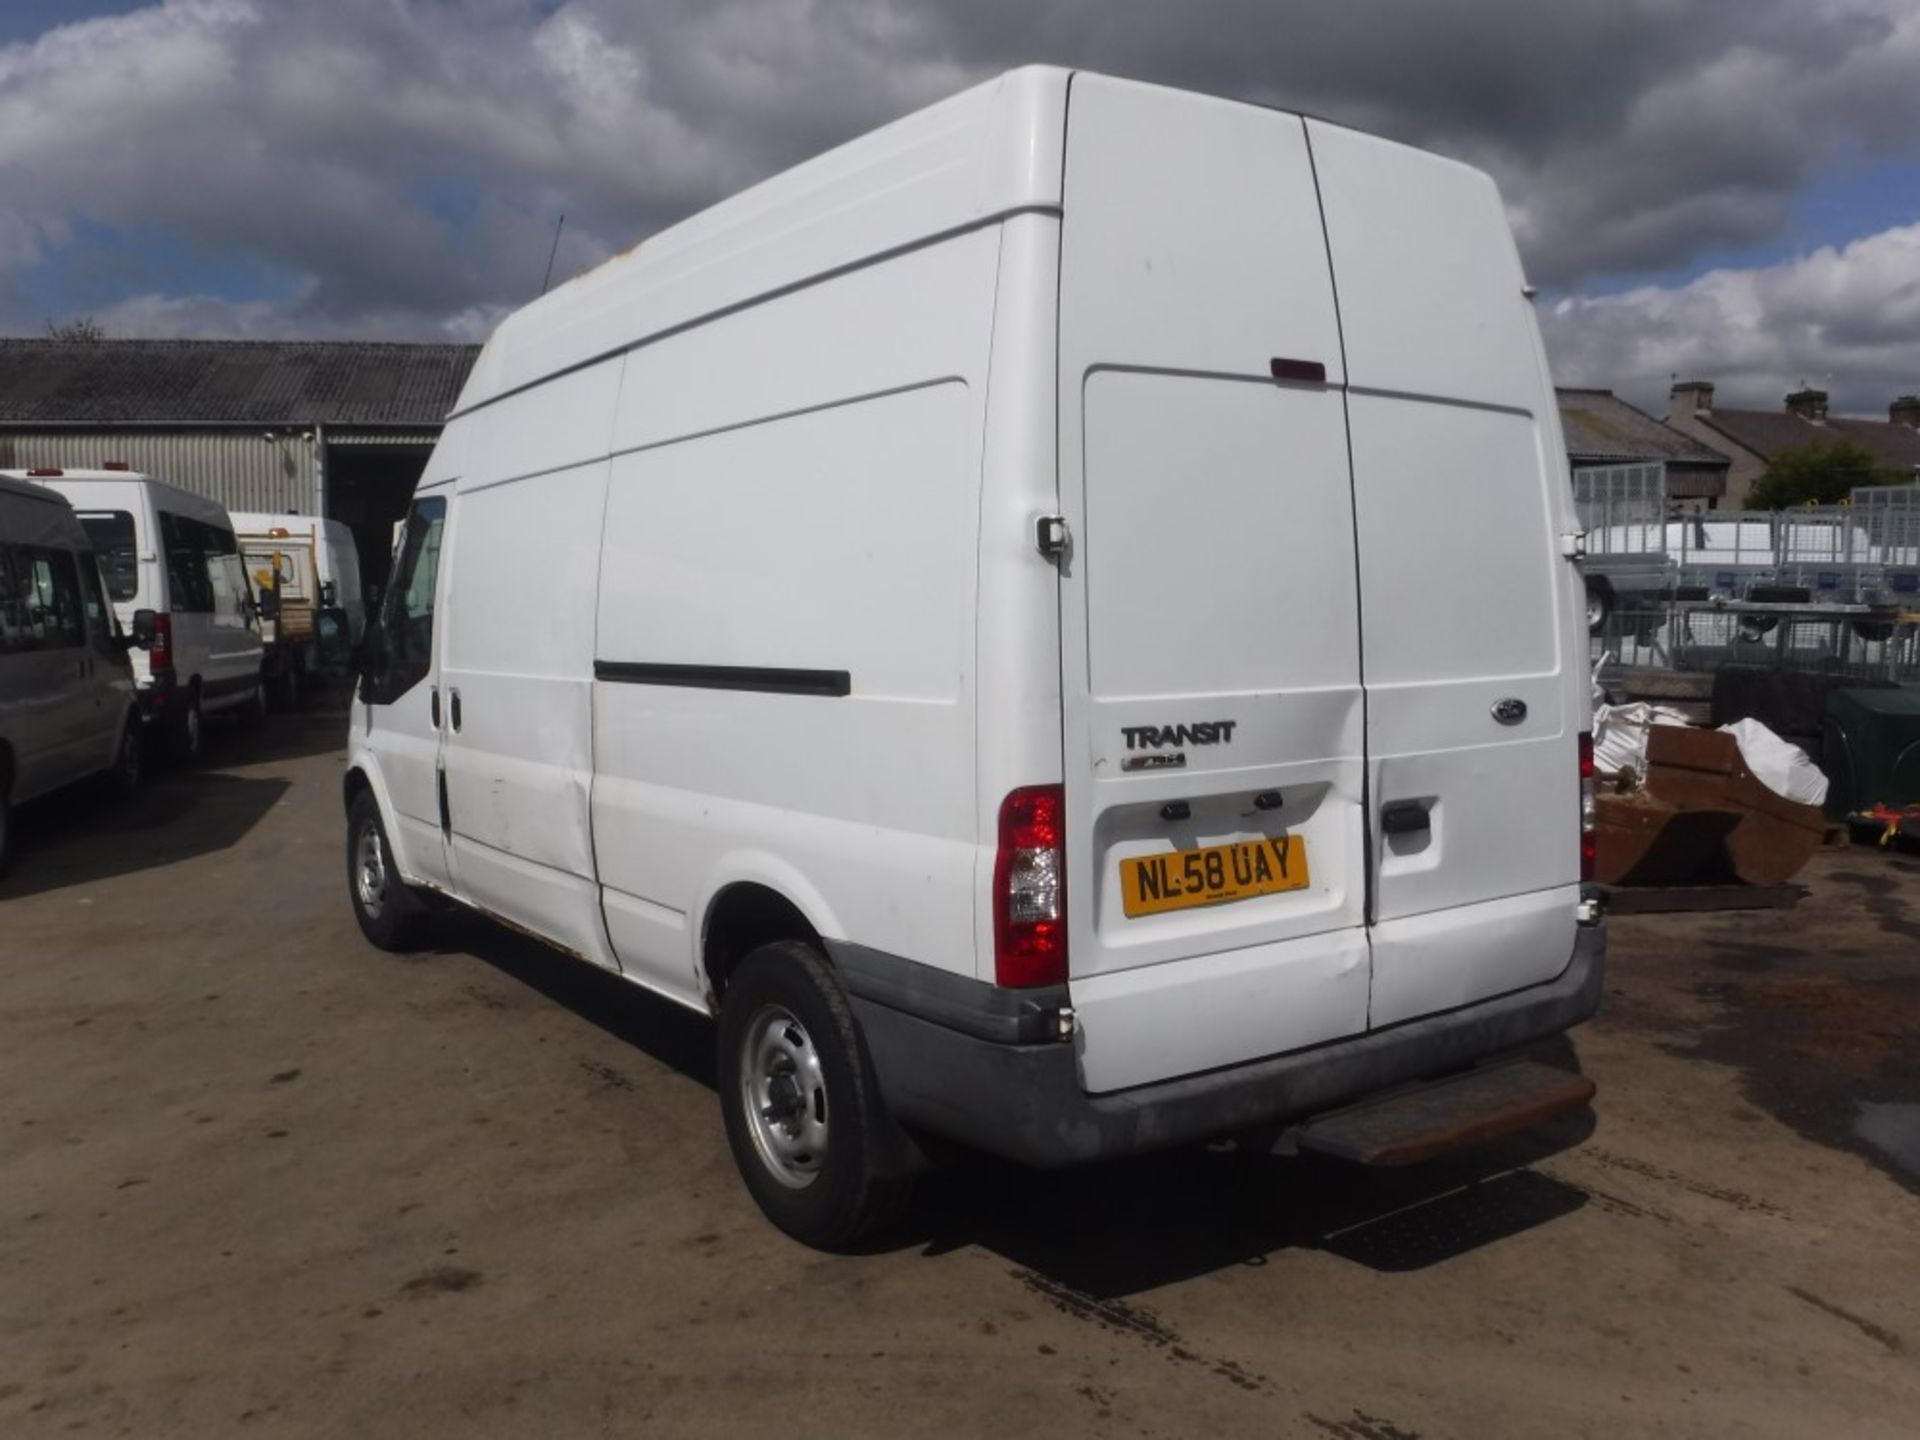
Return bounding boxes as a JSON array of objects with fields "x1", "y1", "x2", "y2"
[
  {"x1": 443, "y1": 910, "x2": 1595, "y2": 1295},
  {"x1": 1, "y1": 766, "x2": 291, "y2": 901}
]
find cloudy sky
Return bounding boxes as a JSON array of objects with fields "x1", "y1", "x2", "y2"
[{"x1": 3, "y1": 0, "x2": 1917, "y2": 417}]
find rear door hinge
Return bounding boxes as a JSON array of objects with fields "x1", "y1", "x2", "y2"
[
  {"x1": 1035, "y1": 513, "x2": 1070, "y2": 563},
  {"x1": 1560, "y1": 530, "x2": 1588, "y2": 560}
]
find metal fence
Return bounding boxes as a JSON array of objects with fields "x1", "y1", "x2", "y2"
[{"x1": 1577, "y1": 469, "x2": 1920, "y2": 684}]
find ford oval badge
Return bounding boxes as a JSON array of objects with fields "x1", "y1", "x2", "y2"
[{"x1": 1491, "y1": 698, "x2": 1528, "y2": 725}]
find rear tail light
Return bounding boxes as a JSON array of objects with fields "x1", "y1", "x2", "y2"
[
  {"x1": 994, "y1": 784, "x2": 1067, "y2": 987},
  {"x1": 1579, "y1": 732, "x2": 1596, "y2": 882},
  {"x1": 150, "y1": 612, "x2": 173, "y2": 675}
]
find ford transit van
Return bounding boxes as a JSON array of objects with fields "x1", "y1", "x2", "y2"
[
  {"x1": 0, "y1": 475, "x2": 142, "y2": 872},
  {"x1": 344, "y1": 69, "x2": 1604, "y2": 1246},
  {"x1": 25, "y1": 469, "x2": 267, "y2": 757}
]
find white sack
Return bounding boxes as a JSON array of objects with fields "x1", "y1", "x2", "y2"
[
  {"x1": 1592, "y1": 701, "x2": 1692, "y2": 781},
  {"x1": 1718, "y1": 717, "x2": 1830, "y2": 808}
]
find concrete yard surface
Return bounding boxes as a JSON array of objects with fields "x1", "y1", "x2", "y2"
[{"x1": 3, "y1": 713, "x2": 1918, "y2": 1438}]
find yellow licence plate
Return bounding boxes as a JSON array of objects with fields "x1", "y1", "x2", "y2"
[{"x1": 1120, "y1": 836, "x2": 1311, "y2": 918}]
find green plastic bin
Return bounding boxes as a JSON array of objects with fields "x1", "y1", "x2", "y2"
[{"x1": 1822, "y1": 685, "x2": 1920, "y2": 818}]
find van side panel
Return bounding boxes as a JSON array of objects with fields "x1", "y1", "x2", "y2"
[
  {"x1": 439, "y1": 361, "x2": 620, "y2": 971},
  {"x1": 593, "y1": 230, "x2": 999, "y2": 999},
  {"x1": 1305, "y1": 119, "x2": 1585, "y2": 1027},
  {"x1": 1057, "y1": 76, "x2": 1371, "y2": 1094}
]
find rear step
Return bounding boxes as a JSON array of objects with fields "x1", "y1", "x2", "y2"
[{"x1": 1291, "y1": 1060, "x2": 1596, "y2": 1167}]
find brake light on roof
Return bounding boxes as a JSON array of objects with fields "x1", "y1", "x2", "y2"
[
  {"x1": 103, "y1": 460, "x2": 130, "y2": 470},
  {"x1": 1579, "y1": 732, "x2": 1596, "y2": 882},
  {"x1": 26, "y1": 467, "x2": 62, "y2": 477},
  {"x1": 994, "y1": 784, "x2": 1067, "y2": 987},
  {"x1": 150, "y1": 613, "x2": 173, "y2": 676}
]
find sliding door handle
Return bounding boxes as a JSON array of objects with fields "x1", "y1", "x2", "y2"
[
  {"x1": 429, "y1": 685, "x2": 440, "y2": 728},
  {"x1": 448, "y1": 688, "x2": 462, "y2": 733}
]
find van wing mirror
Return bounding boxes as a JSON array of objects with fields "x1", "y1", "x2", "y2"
[{"x1": 130, "y1": 608, "x2": 157, "y2": 648}]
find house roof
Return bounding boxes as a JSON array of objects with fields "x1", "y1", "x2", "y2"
[
  {"x1": 0, "y1": 339, "x2": 481, "y2": 427},
  {"x1": 1556, "y1": 388, "x2": 1728, "y2": 466},
  {"x1": 1698, "y1": 407, "x2": 1920, "y2": 473}
]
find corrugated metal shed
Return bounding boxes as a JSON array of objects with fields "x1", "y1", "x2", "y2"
[
  {"x1": 0, "y1": 339, "x2": 482, "y2": 517},
  {"x1": 0, "y1": 431, "x2": 318, "y2": 514},
  {"x1": 0, "y1": 339, "x2": 479, "y2": 425}
]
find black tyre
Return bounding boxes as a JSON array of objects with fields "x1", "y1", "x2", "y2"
[
  {"x1": 104, "y1": 711, "x2": 143, "y2": 797},
  {"x1": 717, "y1": 941, "x2": 912, "y2": 1248},
  {"x1": 170, "y1": 687, "x2": 204, "y2": 762},
  {"x1": 1584, "y1": 578, "x2": 1612, "y2": 635},
  {"x1": 239, "y1": 676, "x2": 269, "y2": 729},
  {"x1": 345, "y1": 789, "x2": 431, "y2": 951},
  {"x1": 0, "y1": 778, "x2": 12, "y2": 879}
]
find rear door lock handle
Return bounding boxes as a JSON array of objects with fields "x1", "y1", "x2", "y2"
[
  {"x1": 448, "y1": 688, "x2": 462, "y2": 733},
  {"x1": 1381, "y1": 803, "x2": 1431, "y2": 835}
]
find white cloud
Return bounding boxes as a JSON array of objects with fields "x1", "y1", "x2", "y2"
[
  {"x1": 0, "y1": 0, "x2": 1916, "y2": 412},
  {"x1": 1539, "y1": 222, "x2": 1920, "y2": 416}
]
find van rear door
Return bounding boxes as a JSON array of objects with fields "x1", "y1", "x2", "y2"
[
  {"x1": 1057, "y1": 77, "x2": 1370, "y2": 1094},
  {"x1": 1305, "y1": 121, "x2": 1583, "y2": 1029}
]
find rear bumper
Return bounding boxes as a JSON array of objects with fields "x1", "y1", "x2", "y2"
[{"x1": 839, "y1": 922, "x2": 1605, "y2": 1168}]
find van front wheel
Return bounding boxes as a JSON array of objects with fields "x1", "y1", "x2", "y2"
[
  {"x1": 346, "y1": 790, "x2": 430, "y2": 951},
  {"x1": 717, "y1": 942, "x2": 911, "y2": 1248}
]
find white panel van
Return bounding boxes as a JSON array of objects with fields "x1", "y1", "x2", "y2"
[
  {"x1": 23, "y1": 469, "x2": 267, "y2": 757},
  {"x1": 344, "y1": 69, "x2": 1605, "y2": 1246},
  {"x1": 229, "y1": 512, "x2": 367, "y2": 647},
  {"x1": 0, "y1": 476, "x2": 143, "y2": 871}
]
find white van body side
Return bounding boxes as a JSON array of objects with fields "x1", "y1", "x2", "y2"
[
  {"x1": 346, "y1": 67, "x2": 1601, "y2": 1190},
  {"x1": 0, "y1": 476, "x2": 139, "y2": 824},
  {"x1": 38, "y1": 472, "x2": 264, "y2": 734}
]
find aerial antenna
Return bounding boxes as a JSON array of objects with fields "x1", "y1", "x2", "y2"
[{"x1": 540, "y1": 213, "x2": 566, "y2": 296}]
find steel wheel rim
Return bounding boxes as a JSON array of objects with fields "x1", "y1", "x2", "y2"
[
  {"x1": 355, "y1": 823, "x2": 388, "y2": 920},
  {"x1": 740, "y1": 1004, "x2": 828, "y2": 1189}
]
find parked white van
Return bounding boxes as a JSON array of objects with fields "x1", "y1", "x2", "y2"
[
  {"x1": 230, "y1": 512, "x2": 366, "y2": 646},
  {"x1": 0, "y1": 475, "x2": 143, "y2": 871},
  {"x1": 20, "y1": 468, "x2": 267, "y2": 756},
  {"x1": 344, "y1": 69, "x2": 1604, "y2": 1246}
]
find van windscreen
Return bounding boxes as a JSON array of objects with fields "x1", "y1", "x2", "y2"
[{"x1": 78, "y1": 511, "x2": 138, "y2": 600}]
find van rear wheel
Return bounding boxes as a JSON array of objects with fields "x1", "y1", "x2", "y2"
[
  {"x1": 346, "y1": 789, "x2": 431, "y2": 951},
  {"x1": 170, "y1": 689, "x2": 203, "y2": 762},
  {"x1": 717, "y1": 941, "x2": 911, "y2": 1248},
  {"x1": 105, "y1": 712, "x2": 143, "y2": 796}
]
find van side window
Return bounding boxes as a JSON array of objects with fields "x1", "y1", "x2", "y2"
[
  {"x1": 78, "y1": 510, "x2": 140, "y2": 601},
  {"x1": 79, "y1": 551, "x2": 118, "y2": 653},
  {"x1": 159, "y1": 511, "x2": 214, "y2": 613},
  {"x1": 0, "y1": 546, "x2": 25, "y2": 654},
  {"x1": 365, "y1": 496, "x2": 446, "y2": 703},
  {"x1": 19, "y1": 547, "x2": 87, "y2": 649}
]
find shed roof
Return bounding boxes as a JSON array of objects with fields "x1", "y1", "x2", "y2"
[
  {"x1": 0, "y1": 339, "x2": 479, "y2": 427},
  {"x1": 1699, "y1": 408, "x2": 1920, "y2": 472},
  {"x1": 1556, "y1": 388, "x2": 1728, "y2": 466}
]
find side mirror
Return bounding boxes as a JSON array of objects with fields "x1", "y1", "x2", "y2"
[
  {"x1": 131, "y1": 609, "x2": 157, "y2": 648},
  {"x1": 257, "y1": 588, "x2": 280, "y2": 619}
]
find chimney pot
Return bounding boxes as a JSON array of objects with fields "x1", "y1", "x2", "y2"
[
  {"x1": 1670, "y1": 379, "x2": 1714, "y2": 415},
  {"x1": 1890, "y1": 395, "x2": 1920, "y2": 429},
  {"x1": 1785, "y1": 387, "x2": 1829, "y2": 423}
]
